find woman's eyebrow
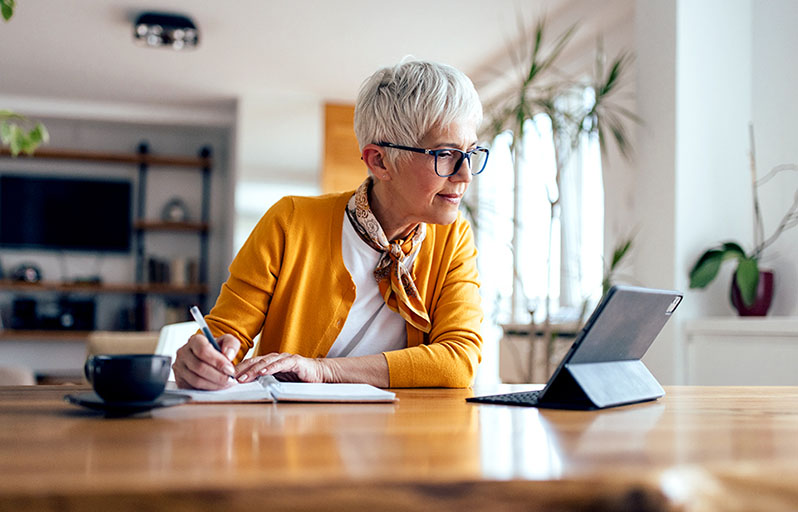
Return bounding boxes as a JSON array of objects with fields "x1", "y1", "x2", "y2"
[{"x1": 433, "y1": 140, "x2": 479, "y2": 148}]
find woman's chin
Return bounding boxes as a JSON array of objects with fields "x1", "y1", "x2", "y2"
[{"x1": 426, "y1": 209, "x2": 459, "y2": 226}]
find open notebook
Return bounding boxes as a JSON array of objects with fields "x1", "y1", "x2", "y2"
[{"x1": 165, "y1": 375, "x2": 397, "y2": 403}]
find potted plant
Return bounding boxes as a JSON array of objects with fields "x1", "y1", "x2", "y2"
[
  {"x1": 689, "y1": 125, "x2": 798, "y2": 316},
  {"x1": 482, "y1": 19, "x2": 638, "y2": 324},
  {"x1": 483, "y1": 19, "x2": 638, "y2": 383}
]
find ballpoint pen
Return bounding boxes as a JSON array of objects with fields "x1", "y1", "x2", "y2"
[
  {"x1": 189, "y1": 305, "x2": 236, "y2": 380},
  {"x1": 189, "y1": 305, "x2": 223, "y2": 353}
]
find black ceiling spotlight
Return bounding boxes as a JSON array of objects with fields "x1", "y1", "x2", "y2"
[{"x1": 134, "y1": 12, "x2": 199, "y2": 50}]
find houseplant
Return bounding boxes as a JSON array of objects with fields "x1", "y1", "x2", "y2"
[
  {"x1": 689, "y1": 125, "x2": 798, "y2": 315},
  {"x1": 1, "y1": 0, "x2": 49, "y2": 156},
  {"x1": 482, "y1": 19, "x2": 639, "y2": 382},
  {"x1": 482, "y1": 19, "x2": 638, "y2": 322},
  {"x1": 0, "y1": 111, "x2": 48, "y2": 156}
]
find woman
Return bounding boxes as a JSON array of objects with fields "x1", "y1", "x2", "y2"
[{"x1": 173, "y1": 59, "x2": 488, "y2": 390}]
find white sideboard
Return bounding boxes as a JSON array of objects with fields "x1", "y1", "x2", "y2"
[{"x1": 685, "y1": 317, "x2": 798, "y2": 385}]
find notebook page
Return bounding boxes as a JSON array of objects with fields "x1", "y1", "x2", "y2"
[
  {"x1": 164, "y1": 377, "x2": 273, "y2": 402},
  {"x1": 268, "y1": 381, "x2": 396, "y2": 402}
]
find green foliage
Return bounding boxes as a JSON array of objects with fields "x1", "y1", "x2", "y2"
[
  {"x1": 688, "y1": 241, "x2": 759, "y2": 307},
  {"x1": 735, "y1": 257, "x2": 760, "y2": 306},
  {"x1": 0, "y1": 2, "x2": 49, "y2": 156},
  {"x1": 0, "y1": 111, "x2": 50, "y2": 156},
  {"x1": 581, "y1": 51, "x2": 640, "y2": 159},
  {"x1": 688, "y1": 127, "x2": 798, "y2": 310},
  {"x1": 480, "y1": 17, "x2": 638, "y2": 323},
  {"x1": 483, "y1": 20, "x2": 638, "y2": 159},
  {"x1": 1, "y1": 0, "x2": 15, "y2": 22},
  {"x1": 602, "y1": 236, "x2": 634, "y2": 295}
]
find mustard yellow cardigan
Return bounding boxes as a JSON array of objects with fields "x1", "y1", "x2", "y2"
[{"x1": 205, "y1": 191, "x2": 483, "y2": 387}]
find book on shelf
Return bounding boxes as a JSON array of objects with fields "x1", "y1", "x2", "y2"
[{"x1": 146, "y1": 257, "x2": 199, "y2": 287}]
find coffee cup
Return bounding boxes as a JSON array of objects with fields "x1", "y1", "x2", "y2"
[{"x1": 84, "y1": 354, "x2": 171, "y2": 403}]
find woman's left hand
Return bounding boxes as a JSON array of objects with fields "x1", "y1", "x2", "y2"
[{"x1": 234, "y1": 352, "x2": 330, "y2": 384}]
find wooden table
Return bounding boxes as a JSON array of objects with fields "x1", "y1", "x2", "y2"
[{"x1": 2, "y1": 385, "x2": 798, "y2": 511}]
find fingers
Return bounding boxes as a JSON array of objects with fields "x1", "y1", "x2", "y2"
[
  {"x1": 172, "y1": 334, "x2": 236, "y2": 390},
  {"x1": 234, "y1": 353, "x2": 285, "y2": 382},
  {"x1": 233, "y1": 356, "x2": 264, "y2": 377},
  {"x1": 235, "y1": 353, "x2": 324, "y2": 383},
  {"x1": 218, "y1": 334, "x2": 240, "y2": 362},
  {"x1": 235, "y1": 353, "x2": 304, "y2": 383}
]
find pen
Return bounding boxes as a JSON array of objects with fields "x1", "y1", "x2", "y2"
[
  {"x1": 189, "y1": 305, "x2": 223, "y2": 353},
  {"x1": 189, "y1": 306, "x2": 236, "y2": 381}
]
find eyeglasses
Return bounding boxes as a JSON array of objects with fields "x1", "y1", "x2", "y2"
[{"x1": 376, "y1": 142, "x2": 490, "y2": 177}]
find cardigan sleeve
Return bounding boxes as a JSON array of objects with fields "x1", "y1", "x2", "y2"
[
  {"x1": 205, "y1": 197, "x2": 293, "y2": 364},
  {"x1": 383, "y1": 218, "x2": 483, "y2": 388}
]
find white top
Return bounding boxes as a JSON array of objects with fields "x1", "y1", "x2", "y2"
[{"x1": 326, "y1": 216, "x2": 414, "y2": 358}]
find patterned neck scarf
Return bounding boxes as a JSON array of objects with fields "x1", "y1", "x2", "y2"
[{"x1": 345, "y1": 177, "x2": 431, "y2": 333}]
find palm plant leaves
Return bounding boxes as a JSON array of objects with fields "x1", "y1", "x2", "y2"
[
  {"x1": 483, "y1": 20, "x2": 578, "y2": 142},
  {"x1": 580, "y1": 50, "x2": 640, "y2": 158},
  {"x1": 484, "y1": 18, "x2": 639, "y2": 165},
  {"x1": 602, "y1": 237, "x2": 634, "y2": 295},
  {"x1": 479, "y1": 17, "x2": 638, "y2": 321}
]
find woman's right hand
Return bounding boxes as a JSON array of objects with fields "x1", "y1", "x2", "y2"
[{"x1": 173, "y1": 333, "x2": 240, "y2": 390}]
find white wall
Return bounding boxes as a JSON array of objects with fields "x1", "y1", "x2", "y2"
[
  {"x1": 752, "y1": 0, "x2": 798, "y2": 316},
  {"x1": 674, "y1": 0, "x2": 753, "y2": 319},
  {"x1": 633, "y1": 0, "x2": 798, "y2": 384},
  {"x1": 635, "y1": 0, "x2": 754, "y2": 382},
  {"x1": 634, "y1": 0, "x2": 680, "y2": 382}
]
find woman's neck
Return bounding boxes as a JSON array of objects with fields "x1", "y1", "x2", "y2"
[{"x1": 369, "y1": 179, "x2": 417, "y2": 241}]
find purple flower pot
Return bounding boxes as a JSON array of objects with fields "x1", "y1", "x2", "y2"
[{"x1": 730, "y1": 269, "x2": 774, "y2": 316}]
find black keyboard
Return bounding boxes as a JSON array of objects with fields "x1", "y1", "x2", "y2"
[{"x1": 466, "y1": 390, "x2": 543, "y2": 406}]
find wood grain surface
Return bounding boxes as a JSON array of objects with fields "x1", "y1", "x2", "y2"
[{"x1": 2, "y1": 385, "x2": 798, "y2": 510}]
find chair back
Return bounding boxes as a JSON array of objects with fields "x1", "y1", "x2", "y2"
[
  {"x1": 155, "y1": 321, "x2": 199, "y2": 381},
  {"x1": 86, "y1": 331, "x2": 159, "y2": 357},
  {"x1": 0, "y1": 366, "x2": 35, "y2": 385}
]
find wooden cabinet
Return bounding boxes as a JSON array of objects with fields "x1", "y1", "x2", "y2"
[{"x1": 322, "y1": 103, "x2": 366, "y2": 193}]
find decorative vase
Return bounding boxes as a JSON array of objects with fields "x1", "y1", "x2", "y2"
[{"x1": 730, "y1": 269, "x2": 774, "y2": 316}]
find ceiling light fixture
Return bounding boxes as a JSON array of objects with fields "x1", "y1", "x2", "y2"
[{"x1": 134, "y1": 12, "x2": 199, "y2": 50}]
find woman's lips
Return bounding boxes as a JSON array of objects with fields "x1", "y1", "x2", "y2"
[{"x1": 437, "y1": 193, "x2": 462, "y2": 204}]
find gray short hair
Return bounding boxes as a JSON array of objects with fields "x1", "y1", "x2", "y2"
[{"x1": 354, "y1": 59, "x2": 483, "y2": 164}]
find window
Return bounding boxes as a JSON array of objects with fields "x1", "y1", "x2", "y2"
[
  {"x1": 474, "y1": 102, "x2": 604, "y2": 328},
  {"x1": 234, "y1": 181, "x2": 320, "y2": 255}
]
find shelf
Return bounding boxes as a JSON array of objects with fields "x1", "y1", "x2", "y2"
[
  {"x1": 685, "y1": 316, "x2": 798, "y2": 336},
  {"x1": 0, "y1": 147, "x2": 211, "y2": 168},
  {"x1": 0, "y1": 280, "x2": 207, "y2": 295},
  {"x1": 0, "y1": 330, "x2": 156, "y2": 343},
  {"x1": 134, "y1": 220, "x2": 209, "y2": 232},
  {"x1": 1, "y1": 141, "x2": 212, "y2": 331},
  {"x1": 0, "y1": 330, "x2": 93, "y2": 342}
]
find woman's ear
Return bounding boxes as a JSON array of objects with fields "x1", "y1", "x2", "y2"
[{"x1": 362, "y1": 144, "x2": 392, "y2": 181}]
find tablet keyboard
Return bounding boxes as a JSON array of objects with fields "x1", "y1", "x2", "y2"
[{"x1": 466, "y1": 390, "x2": 542, "y2": 406}]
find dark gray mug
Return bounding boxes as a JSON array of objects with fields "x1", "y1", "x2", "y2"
[{"x1": 84, "y1": 354, "x2": 171, "y2": 403}]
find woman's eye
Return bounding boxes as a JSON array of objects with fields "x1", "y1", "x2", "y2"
[{"x1": 437, "y1": 150, "x2": 456, "y2": 159}]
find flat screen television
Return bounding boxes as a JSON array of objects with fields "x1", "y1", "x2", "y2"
[{"x1": 0, "y1": 174, "x2": 132, "y2": 252}]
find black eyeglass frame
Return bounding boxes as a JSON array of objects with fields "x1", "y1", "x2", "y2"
[{"x1": 376, "y1": 142, "x2": 489, "y2": 177}]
